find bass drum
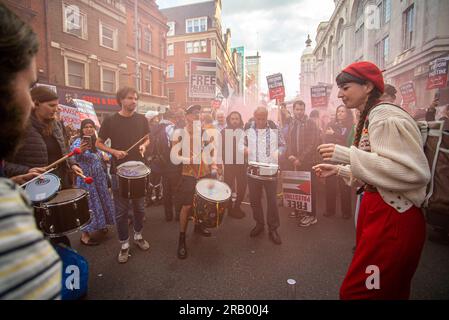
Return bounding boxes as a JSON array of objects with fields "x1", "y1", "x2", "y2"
[{"x1": 194, "y1": 179, "x2": 231, "y2": 228}]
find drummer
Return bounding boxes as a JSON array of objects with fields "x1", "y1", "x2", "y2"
[
  {"x1": 5, "y1": 85, "x2": 84, "y2": 188},
  {"x1": 172, "y1": 104, "x2": 220, "y2": 259},
  {"x1": 241, "y1": 106, "x2": 285, "y2": 245},
  {"x1": 96, "y1": 86, "x2": 150, "y2": 264}
]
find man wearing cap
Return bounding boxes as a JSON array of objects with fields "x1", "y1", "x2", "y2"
[
  {"x1": 172, "y1": 104, "x2": 219, "y2": 259},
  {"x1": 5, "y1": 85, "x2": 84, "y2": 188},
  {"x1": 313, "y1": 61, "x2": 430, "y2": 299},
  {"x1": 96, "y1": 86, "x2": 150, "y2": 264}
]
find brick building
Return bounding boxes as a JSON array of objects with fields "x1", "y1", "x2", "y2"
[
  {"x1": 3, "y1": 0, "x2": 168, "y2": 121},
  {"x1": 161, "y1": 0, "x2": 239, "y2": 112},
  {"x1": 126, "y1": 0, "x2": 169, "y2": 114},
  {"x1": 3, "y1": 0, "x2": 50, "y2": 84}
]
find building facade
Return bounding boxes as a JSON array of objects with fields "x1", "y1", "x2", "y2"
[
  {"x1": 301, "y1": 0, "x2": 449, "y2": 113},
  {"x1": 4, "y1": 0, "x2": 168, "y2": 121},
  {"x1": 161, "y1": 0, "x2": 239, "y2": 112},
  {"x1": 126, "y1": 0, "x2": 169, "y2": 114},
  {"x1": 245, "y1": 52, "x2": 261, "y2": 108}
]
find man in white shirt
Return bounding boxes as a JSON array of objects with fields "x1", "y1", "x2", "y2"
[{"x1": 242, "y1": 107, "x2": 285, "y2": 245}]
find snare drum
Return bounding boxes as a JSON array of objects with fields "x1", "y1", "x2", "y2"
[
  {"x1": 34, "y1": 188, "x2": 91, "y2": 237},
  {"x1": 24, "y1": 173, "x2": 61, "y2": 203},
  {"x1": 247, "y1": 161, "x2": 279, "y2": 181},
  {"x1": 193, "y1": 179, "x2": 231, "y2": 228},
  {"x1": 116, "y1": 161, "x2": 150, "y2": 199}
]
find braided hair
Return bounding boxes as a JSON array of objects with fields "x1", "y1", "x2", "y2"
[{"x1": 336, "y1": 72, "x2": 382, "y2": 147}]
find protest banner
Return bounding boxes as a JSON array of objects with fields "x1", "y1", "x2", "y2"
[
  {"x1": 189, "y1": 58, "x2": 217, "y2": 99},
  {"x1": 282, "y1": 171, "x2": 312, "y2": 213}
]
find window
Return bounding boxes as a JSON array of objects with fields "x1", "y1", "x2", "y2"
[
  {"x1": 384, "y1": 0, "x2": 391, "y2": 23},
  {"x1": 102, "y1": 68, "x2": 116, "y2": 93},
  {"x1": 355, "y1": 1, "x2": 365, "y2": 46},
  {"x1": 167, "y1": 43, "x2": 174, "y2": 56},
  {"x1": 403, "y1": 4, "x2": 414, "y2": 50},
  {"x1": 100, "y1": 22, "x2": 117, "y2": 50},
  {"x1": 143, "y1": 28, "x2": 152, "y2": 53},
  {"x1": 63, "y1": 3, "x2": 87, "y2": 39},
  {"x1": 167, "y1": 21, "x2": 175, "y2": 36},
  {"x1": 167, "y1": 64, "x2": 174, "y2": 78},
  {"x1": 185, "y1": 40, "x2": 207, "y2": 54},
  {"x1": 375, "y1": 36, "x2": 389, "y2": 69},
  {"x1": 67, "y1": 59, "x2": 85, "y2": 88},
  {"x1": 185, "y1": 61, "x2": 190, "y2": 78},
  {"x1": 168, "y1": 88, "x2": 175, "y2": 103},
  {"x1": 186, "y1": 17, "x2": 207, "y2": 33},
  {"x1": 145, "y1": 69, "x2": 152, "y2": 94}
]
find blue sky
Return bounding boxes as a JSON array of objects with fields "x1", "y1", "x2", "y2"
[{"x1": 157, "y1": 0, "x2": 335, "y2": 99}]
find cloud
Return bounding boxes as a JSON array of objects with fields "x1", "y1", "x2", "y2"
[
  {"x1": 223, "y1": 0, "x2": 335, "y2": 98},
  {"x1": 157, "y1": 0, "x2": 335, "y2": 99}
]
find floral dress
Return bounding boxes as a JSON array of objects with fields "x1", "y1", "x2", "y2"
[{"x1": 71, "y1": 138, "x2": 115, "y2": 233}]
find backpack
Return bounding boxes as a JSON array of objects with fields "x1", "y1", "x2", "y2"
[
  {"x1": 416, "y1": 120, "x2": 449, "y2": 232},
  {"x1": 148, "y1": 123, "x2": 174, "y2": 171},
  {"x1": 369, "y1": 103, "x2": 449, "y2": 230}
]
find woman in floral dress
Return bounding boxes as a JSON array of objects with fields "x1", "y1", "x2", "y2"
[{"x1": 71, "y1": 119, "x2": 115, "y2": 245}]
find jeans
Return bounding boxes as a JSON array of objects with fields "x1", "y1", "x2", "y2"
[
  {"x1": 111, "y1": 174, "x2": 145, "y2": 242},
  {"x1": 247, "y1": 177, "x2": 280, "y2": 231}
]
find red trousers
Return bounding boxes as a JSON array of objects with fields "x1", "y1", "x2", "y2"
[{"x1": 340, "y1": 191, "x2": 426, "y2": 300}]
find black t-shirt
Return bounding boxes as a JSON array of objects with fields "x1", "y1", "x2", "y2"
[{"x1": 98, "y1": 112, "x2": 149, "y2": 173}]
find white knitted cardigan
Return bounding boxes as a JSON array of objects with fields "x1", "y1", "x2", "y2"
[{"x1": 331, "y1": 104, "x2": 431, "y2": 213}]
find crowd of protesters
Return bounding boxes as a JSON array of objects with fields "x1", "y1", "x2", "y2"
[{"x1": 1, "y1": 2, "x2": 448, "y2": 300}]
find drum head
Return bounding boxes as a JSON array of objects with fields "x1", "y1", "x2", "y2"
[
  {"x1": 24, "y1": 173, "x2": 61, "y2": 203},
  {"x1": 45, "y1": 188, "x2": 87, "y2": 205},
  {"x1": 196, "y1": 179, "x2": 231, "y2": 203},
  {"x1": 117, "y1": 161, "x2": 150, "y2": 178}
]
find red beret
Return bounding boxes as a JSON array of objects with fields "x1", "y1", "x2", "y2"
[{"x1": 342, "y1": 61, "x2": 384, "y2": 93}]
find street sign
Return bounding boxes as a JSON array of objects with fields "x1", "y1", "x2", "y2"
[
  {"x1": 282, "y1": 171, "x2": 312, "y2": 213},
  {"x1": 267, "y1": 73, "x2": 285, "y2": 100},
  {"x1": 189, "y1": 58, "x2": 217, "y2": 99}
]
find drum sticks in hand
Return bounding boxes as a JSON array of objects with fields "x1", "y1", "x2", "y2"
[{"x1": 44, "y1": 148, "x2": 81, "y2": 171}]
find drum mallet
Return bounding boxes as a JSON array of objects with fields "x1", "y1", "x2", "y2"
[
  {"x1": 125, "y1": 134, "x2": 149, "y2": 153},
  {"x1": 44, "y1": 148, "x2": 82, "y2": 171},
  {"x1": 19, "y1": 167, "x2": 56, "y2": 188},
  {"x1": 76, "y1": 173, "x2": 94, "y2": 185}
]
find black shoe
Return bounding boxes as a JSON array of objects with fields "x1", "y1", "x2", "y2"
[
  {"x1": 177, "y1": 234, "x2": 187, "y2": 259},
  {"x1": 194, "y1": 223, "x2": 212, "y2": 237},
  {"x1": 269, "y1": 230, "x2": 282, "y2": 245},
  {"x1": 250, "y1": 225, "x2": 264, "y2": 237},
  {"x1": 229, "y1": 206, "x2": 245, "y2": 219}
]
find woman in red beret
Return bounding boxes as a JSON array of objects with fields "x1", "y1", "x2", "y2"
[{"x1": 313, "y1": 61, "x2": 430, "y2": 299}]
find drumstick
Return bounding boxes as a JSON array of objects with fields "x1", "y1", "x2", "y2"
[
  {"x1": 44, "y1": 148, "x2": 81, "y2": 171},
  {"x1": 125, "y1": 134, "x2": 149, "y2": 153},
  {"x1": 19, "y1": 167, "x2": 56, "y2": 188},
  {"x1": 76, "y1": 173, "x2": 94, "y2": 185}
]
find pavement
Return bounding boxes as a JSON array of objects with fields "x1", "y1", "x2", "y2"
[{"x1": 67, "y1": 198, "x2": 449, "y2": 300}]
